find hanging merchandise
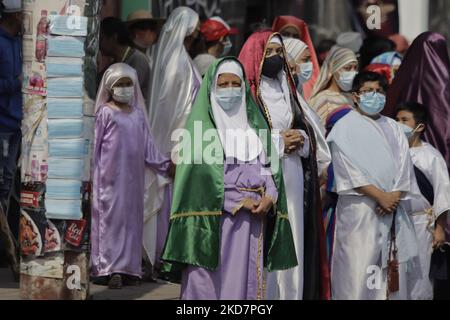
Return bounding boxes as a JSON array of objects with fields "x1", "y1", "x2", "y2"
[
  {"x1": 47, "y1": 98, "x2": 84, "y2": 119},
  {"x1": 48, "y1": 14, "x2": 89, "y2": 37},
  {"x1": 47, "y1": 36, "x2": 86, "y2": 58},
  {"x1": 48, "y1": 119, "x2": 84, "y2": 138},
  {"x1": 46, "y1": 57, "x2": 83, "y2": 77},
  {"x1": 20, "y1": 0, "x2": 100, "y2": 300},
  {"x1": 47, "y1": 77, "x2": 84, "y2": 98}
]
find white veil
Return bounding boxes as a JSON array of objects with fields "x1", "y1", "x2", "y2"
[{"x1": 144, "y1": 7, "x2": 201, "y2": 265}]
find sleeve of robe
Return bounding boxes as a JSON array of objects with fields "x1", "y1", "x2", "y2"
[
  {"x1": 297, "y1": 129, "x2": 310, "y2": 158},
  {"x1": 142, "y1": 110, "x2": 172, "y2": 175},
  {"x1": 223, "y1": 165, "x2": 279, "y2": 216},
  {"x1": 429, "y1": 148, "x2": 450, "y2": 218},
  {"x1": 330, "y1": 142, "x2": 372, "y2": 196},
  {"x1": 391, "y1": 121, "x2": 414, "y2": 195},
  {"x1": 93, "y1": 106, "x2": 111, "y2": 170}
]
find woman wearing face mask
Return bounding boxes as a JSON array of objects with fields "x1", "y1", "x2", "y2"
[
  {"x1": 161, "y1": 58, "x2": 297, "y2": 300},
  {"x1": 145, "y1": 7, "x2": 202, "y2": 276},
  {"x1": 91, "y1": 63, "x2": 173, "y2": 289},
  {"x1": 284, "y1": 38, "x2": 331, "y2": 181},
  {"x1": 239, "y1": 31, "x2": 330, "y2": 300},
  {"x1": 309, "y1": 47, "x2": 358, "y2": 126},
  {"x1": 272, "y1": 16, "x2": 320, "y2": 100}
]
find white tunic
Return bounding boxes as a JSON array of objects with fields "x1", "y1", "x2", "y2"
[
  {"x1": 406, "y1": 142, "x2": 450, "y2": 300},
  {"x1": 262, "y1": 75, "x2": 310, "y2": 300},
  {"x1": 330, "y1": 115, "x2": 418, "y2": 300}
]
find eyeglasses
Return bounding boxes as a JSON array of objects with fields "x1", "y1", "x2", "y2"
[{"x1": 358, "y1": 89, "x2": 386, "y2": 95}]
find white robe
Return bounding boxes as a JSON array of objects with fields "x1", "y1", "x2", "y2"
[
  {"x1": 262, "y1": 74, "x2": 310, "y2": 300},
  {"x1": 330, "y1": 114, "x2": 418, "y2": 300},
  {"x1": 406, "y1": 142, "x2": 450, "y2": 300}
]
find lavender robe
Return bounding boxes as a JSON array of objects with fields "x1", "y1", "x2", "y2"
[
  {"x1": 181, "y1": 160, "x2": 278, "y2": 300},
  {"x1": 91, "y1": 104, "x2": 170, "y2": 278}
]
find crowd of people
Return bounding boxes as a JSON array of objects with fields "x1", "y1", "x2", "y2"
[{"x1": 0, "y1": 1, "x2": 449, "y2": 300}]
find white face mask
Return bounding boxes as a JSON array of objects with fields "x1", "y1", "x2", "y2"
[
  {"x1": 112, "y1": 86, "x2": 134, "y2": 104},
  {"x1": 335, "y1": 71, "x2": 358, "y2": 92}
]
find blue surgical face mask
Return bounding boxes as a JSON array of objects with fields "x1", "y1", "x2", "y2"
[
  {"x1": 48, "y1": 158, "x2": 84, "y2": 179},
  {"x1": 48, "y1": 119, "x2": 84, "y2": 139},
  {"x1": 47, "y1": 77, "x2": 84, "y2": 98},
  {"x1": 336, "y1": 71, "x2": 357, "y2": 92},
  {"x1": 47, "y1": 98, "x2": 83, "y2": 119},
  {"x1": 215, "y1": 87, "x2": 242, "y2": 111},
  {"x1": 298, "y1": 62, "x2": 313, "y2": 83},
  {"x1": 399, "y1": 123, "x2": 422, "y2": 139},
  {"x1": 48, "y1": 36, "x2": 85, "y2": 58},
  {"x1": 46, "y1": 179, "x2": 82, "y2": 200},
  {"x1": 47, "y1": 57, "x2": 83, "y2": 77},
  {"x1": 48, "y1": 138, "x2": 86, "y2": 158},
  {"x1": 221, "y1": 38, "x2": 232, "y2": 57},
  {"x1": 358, "y1": 92, "x2": 386, "y2": 115},
  {"x1": 48, "y1": 15, "x2": 88, "y2": 37},
  {"x1": 45, "y1": 199, "x2": 82, "y2": 220}
]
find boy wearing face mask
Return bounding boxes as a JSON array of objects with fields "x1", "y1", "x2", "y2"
[
  {"x1": 193, "y1": 17, "x2": 238, "y2": 76},
  {"x1": 395, "y1": 102, "x2": 450, "y2": 300},
  {"x1": 92, "y1": 63, "x2": 174, "y2": 289},
  {"x1": 327, "y1": 71, "x2": 419, "y2": 300}
]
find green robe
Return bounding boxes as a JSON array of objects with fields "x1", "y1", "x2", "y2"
[{"x1": 161, "y1": 57, "x2": 297, "y2": 273}]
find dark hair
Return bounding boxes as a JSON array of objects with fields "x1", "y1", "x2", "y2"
[
  {"x1": 101, "y1": 17, "x2": 131, "y2": 46},
  {"x1": 316, "y1": 39, "x2": 336, "y2": 55},
  {"x1": 359, "y1": 36, "x2": 396, "y2": 69},
  {"x1": 128, "y1": 20, "x2": 157, "y2": 32},
  {"x1": 395, "y1": 102, "x2": 428, "y2": 125},
  {"x1": 352, "y1": 71, "x2": 388, "y2": 93}
]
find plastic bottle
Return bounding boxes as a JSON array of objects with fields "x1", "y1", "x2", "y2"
[
  {"x1": 40, "y1": 160, "x2": 48, "y2": 181},
  {"x1": 35, "y1": 10, "x2": 49, "y2": 62},
  {"x1": 31, "y1": 155, "x2": 40, "y2": 181}
]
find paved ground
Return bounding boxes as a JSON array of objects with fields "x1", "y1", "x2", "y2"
[{"x1": 0, "y1": 268, "x2": 181, "y2": 300}]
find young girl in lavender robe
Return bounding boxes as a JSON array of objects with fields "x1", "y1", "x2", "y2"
[{"x1": 91, "y1": 63, "x2": 173, "y2": 289}]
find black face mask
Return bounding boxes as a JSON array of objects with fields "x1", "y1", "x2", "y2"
[{"x1": 262, "y1": 54, "x2": 284, "y2": 79}]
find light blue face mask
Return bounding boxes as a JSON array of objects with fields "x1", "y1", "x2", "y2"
[
  {"x1": 48, "y1": 119, "x2": 84, "y2": 139},
  {"x1": 48, "y1": 15, "x2": 88, "y2": 37},
  {"x1": 398, "y1": 123, "x2": 421, "y2": 139},
  {"x1": 221, "y1": 38, "x2": 232, "y2": 57},
  {"x1": 336, "y1": 71, "x2": 358, "y2": 92},
  {"x1": 215, "y1": 87, "x2": 242, "y2": 111},
  {"x1": 48, "y1": 138, "x2": 86, "y2": 158},
  {"x1": 46, "y1": 179, "x2": 82, "y2": 200},
  {"x1": 45, "y1": 199, "x2": 82, "y2": 220},
  {"x1": 48, "y1": 158, "x2": 84, "y2": 179},
  {"x1": 47, "y1": 77, "x2": 84, "y2": 98},
  {"x1": 48, "y1": 36, "x2": 85, "y2": 58},
  {"x1": 47, "y1": 98, "x2": 83, "y2": 119},
  {"x1": 359, "y1": 92, "x2": 386, "y2": 115},
  {"x1": 47, "y1": 57, "x2": 83, "y2": 77},
  {"x1": 298, "y1": 62, "x2": 313, "y2": 84}
]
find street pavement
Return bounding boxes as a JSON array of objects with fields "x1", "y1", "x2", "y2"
[{"x1": 0, "y1": 268, "x2": 180, "y2": 300}]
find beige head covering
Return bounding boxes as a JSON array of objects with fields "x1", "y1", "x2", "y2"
[{"x1": 310, "y1": 46, "x2": 357, "y2": 98}]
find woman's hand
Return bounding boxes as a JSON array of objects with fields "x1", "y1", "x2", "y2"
[
  {"x1": 433, "y1": 225, "x2": 446, "y2": 250},
  {"x1": 282, "y1": 130, "x2": 304, "y2": 154},
  {"x1": 251, "y1": 196, "x2": 274, "y2": 217}
]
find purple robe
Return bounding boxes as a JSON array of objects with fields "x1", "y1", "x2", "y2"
[
  {"x1": 91, "y1": 104, "x2": 170, "y2": 278},
  {"x1": 181, "y1": 159, "x2": 278, "y2": 300}
]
